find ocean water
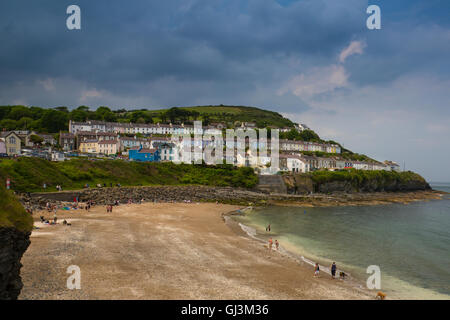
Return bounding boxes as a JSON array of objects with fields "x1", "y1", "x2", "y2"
[{"x1": 233, "y1": 184, "x2": 450, "y2": 299}]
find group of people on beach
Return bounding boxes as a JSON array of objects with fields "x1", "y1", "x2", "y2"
[
  {"x1": 266, "y1": 225, "x2": 279, "y2": 251},
  {"x1": 267, "y1": 238, "x2": 279, "y2": 251},
  {"x1": 266, "y1": 224, "x2": 344, "y2": 281},
  {"x1": 314, "y1": 261, "x2": 343, "y2": 280}
]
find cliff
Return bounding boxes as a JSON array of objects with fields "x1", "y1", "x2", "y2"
[
  {"x1": 282, "y1": 170, "x2": 431, "y2": 194},
  {"x1": 0, "y1": 185, "x2": 33, "y2": 300}
]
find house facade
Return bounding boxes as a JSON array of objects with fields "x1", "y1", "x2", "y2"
[
  {"x1": 1, "y1": 132, "x2": 21, "y2": 156},
  {"x1": 98, "y1": 139, "x2": 119, "y2": 155},
  {"x1": 0, "y1": 140, "x2": 6, "y2": 155},
  {"x1": 79, "y1": 139, "x2": 99, "y2": 154},
  {"x1": 129, "y1": 147, "x2": 160, "y2": 162},
  {"x1": 59, "y1": 132, "x2": 76, "y2": 151}
]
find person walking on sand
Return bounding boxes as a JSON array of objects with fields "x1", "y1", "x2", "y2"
[
  {"x1": 331, "y1": 262, "x2": 337, "y2": 279},
  {"x1": 275, "y1": 240, "x2": 279, "y2": 250},
  {"x1": 314, "y1": 263, "x2": 320, "y2": 277},
  {"x1": 266, "y1": 224, "x2": 271, "y2": 232},
  {"x1": 268, "y1": 238, "x2": 273, "y2": 251}
]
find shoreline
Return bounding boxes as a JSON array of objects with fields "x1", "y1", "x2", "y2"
[
  {"x1": 222, "y1": 208, "x2": 372, "y2": 298},
  {"x1": 224, "y1": 202, "x2": 450, "y2": 300},
  {"x1": 20, "y1": 186, "x2": 446, "y2": 213}
]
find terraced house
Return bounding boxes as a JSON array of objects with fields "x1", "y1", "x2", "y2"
[
  {"x1": 0, "y1": 131, "x2": 21, "y2": 156},
  {"x1": 98, "y1": 139, "x2": 119, "y2": 155},
  {"x1": 59, "y1": 132, "x2": 76, "y2": 151}
]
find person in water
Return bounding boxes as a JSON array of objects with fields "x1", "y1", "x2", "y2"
[
  {"x1": 275, "y1": 240, "x2": 279, "y2": 250},
  {"x1": 268, "y1": 238, "x2": 273, "y2": 251},
  {"x1": 331, "y1": 262, "x2": 337, "y2": 279},
  {"x1": 314, "y1": 263, "x2": 320, "y2": 277}
]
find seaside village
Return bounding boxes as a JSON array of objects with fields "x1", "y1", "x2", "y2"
[{"x1": 0, "y1": 120, "x2": 401, "y2": 174}]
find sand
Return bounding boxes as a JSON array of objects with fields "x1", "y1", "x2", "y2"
[{"x1": 19, "y1": 202, "x2": 373, "y2": 300}]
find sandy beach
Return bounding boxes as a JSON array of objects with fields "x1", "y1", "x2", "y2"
[{"x1": 19, "y1": 202, "x2": 373, "y2": 300}]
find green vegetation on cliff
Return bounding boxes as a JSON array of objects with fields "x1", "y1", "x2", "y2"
[
  {"x1": 0, "y1": 184, "x2": 33, "y2": 232},
  {"x1": 311, "y1": 169, "x2": 425, "y2": 184},
  {"x1": 282, "y1": 169, "x2": 430, "y2": 194},
  {"x1": 0, "y1": 157, "x2": 258, "y2": 193},
  {"x1": 310, "y1": 169, "x2": 429, "y2": 192}
]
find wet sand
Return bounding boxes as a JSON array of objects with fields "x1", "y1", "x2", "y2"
[{"x1": 20, "y1": 202, "x2": 373, "y2": 300}]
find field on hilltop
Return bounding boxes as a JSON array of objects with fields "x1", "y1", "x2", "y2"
[{"x1": 145, "y1": 105, "x2": 295, "y2": 128}]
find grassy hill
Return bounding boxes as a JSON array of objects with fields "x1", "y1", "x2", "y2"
[
  {"x1": 0, "y1": 184, "x2": 33, "y2": 232},
  {"x1": 0, "y1": 157, "x2": 258, "y2": 193}
]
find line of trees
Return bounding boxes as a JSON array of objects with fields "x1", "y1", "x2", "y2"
[{"x1": 0, "y1": 105, "x2": 203, "y2": 133}]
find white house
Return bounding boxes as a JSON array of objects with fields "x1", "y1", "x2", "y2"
[
  {"x1": 51, "y1": 152, "x2": 65, "y2": 162},
  {"x1": 279, "y1": 154, "x2": 309, "y2": 173}
]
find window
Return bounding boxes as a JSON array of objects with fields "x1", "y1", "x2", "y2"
[{"x1": 9, "y1": 137, "x2": 16, "y2": 144}]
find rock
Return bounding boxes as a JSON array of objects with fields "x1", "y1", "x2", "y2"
[{"x1": 0, "y1": 227, "x2": 31, "y2": 300}]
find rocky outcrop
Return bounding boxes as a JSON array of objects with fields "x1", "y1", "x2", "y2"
[
  {"x1": 0, "y1": 227, "x2": 31, "y2": 300},
  {"x1": 23, "y1": 186, "x2": 272, "y2": 209},
  {"x1": 256, "y1": 175, "x2": 287, "y2": 194},
  {"x1": 282, "y1": 172, "x2": 431, "y2": 195}
]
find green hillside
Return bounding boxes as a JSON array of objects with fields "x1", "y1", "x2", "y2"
[
  {"x1": 146, "y1": 105, "x2": 294, "y2": 128},
  {"x1": 0, "y1": 157, "x2": 258, "y2": 193},
  {"x1": 0, "y1": 184, "x2": 33, "y2": 232}
]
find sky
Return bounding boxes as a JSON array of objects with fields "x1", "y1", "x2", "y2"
[{"x1": 0, "y1": 0, "x2": 449, "y2": 181}]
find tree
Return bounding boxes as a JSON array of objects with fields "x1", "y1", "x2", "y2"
[
  {"x1": 0, "y1": 106, "x2": 12, "y2": 120},
  {"x1": 298, "y1": 129, "x2": 321, "y2": 142},
  {"x1": 40, "y1": 110, "x2": 69, "y2": 133},
  {"x1": 55, "y1": 106, "x2": 69, "y2": 113},
  {"x1": 103, "y1": 111, "x2": 117, "y2": 122},
  {"x1": 17, "y1": 117, "x2": 34, "y2": 130},
  {"x1": 29, "y1": 134, "x2": 44, "y2": 146},
  {"x1": 70, "y1": 109, "x2": 88, "y2": 122},
  {"x1": 77, "y1": 106, "x2": 90, "y2": 112},
  {"x1": 0, "y1": 119, "x2": 17, "y2": 130},
  {"x1": 8, "y1": 106, "x2": 33, "y2": 120},
  {"x1": 29, "y1": 106, "x2": 44, "y2": 120}
]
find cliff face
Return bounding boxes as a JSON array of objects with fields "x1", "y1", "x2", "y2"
[
  {"x1": 282, "y1": 171, "x2": 431, "y2": 194},
  {"x1": 0, "y1": 227, "x2": 30, "y2": 300},
  {"x1": 0, "y1": 185, "x2": 33, "y2": 300},
  {"x1": 313, "y1": 178, "x2": 431, "y2": 193}
]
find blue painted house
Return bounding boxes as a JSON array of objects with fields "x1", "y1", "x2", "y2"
[{"x1": 128, "y1": 146, "x2": 160, "y2": 162}]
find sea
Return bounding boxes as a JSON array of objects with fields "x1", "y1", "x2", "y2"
[{"x1": 232, "y1": 183, "x2": 450, "y2": 299}]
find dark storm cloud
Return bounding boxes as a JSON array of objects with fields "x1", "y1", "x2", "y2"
[
  {"x1": 0, "y1": 0, "x2": 368, "y2": 106},
  {"x1": 0, "y1": 0, "x2": 449, "y2": 181}
]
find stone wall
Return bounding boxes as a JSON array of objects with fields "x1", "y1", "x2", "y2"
[{"x1": 23, "y1": 186, "x2": 272, "y2": 209}]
